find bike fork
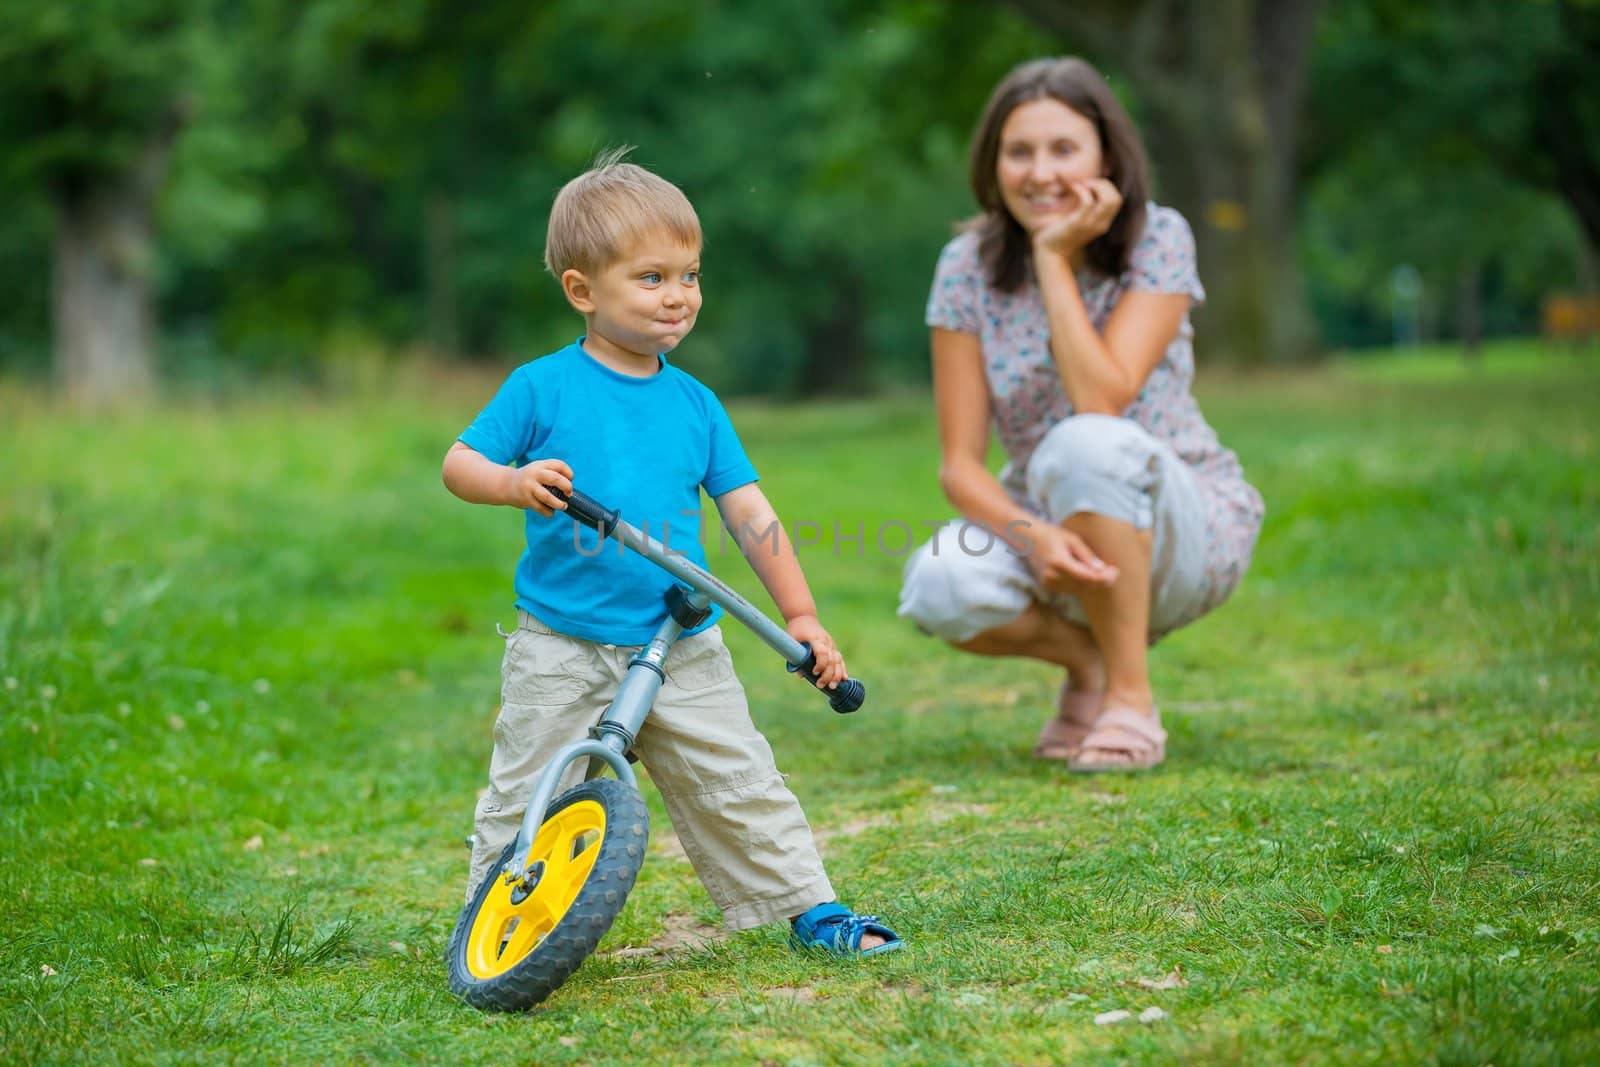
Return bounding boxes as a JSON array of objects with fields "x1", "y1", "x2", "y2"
[{"x1": 499, "y1": 590, "x2": 711, "y2": 887}]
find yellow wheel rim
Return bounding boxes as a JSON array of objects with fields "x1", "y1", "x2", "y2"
[{"x1": 464, "y1": 799, "x2": 608, "y2": 980}]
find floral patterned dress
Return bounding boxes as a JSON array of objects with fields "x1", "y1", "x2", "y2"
[{"x1": 924, "y1": 203, "x2": 1264, "y2": 616}]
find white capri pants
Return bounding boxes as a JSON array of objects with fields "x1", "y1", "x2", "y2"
[{"x1": 898, "y1": 414, "x2": 1212, "y2": 643}]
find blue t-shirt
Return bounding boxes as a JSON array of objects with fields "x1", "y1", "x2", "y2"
[{"x1": 459, "y1": 341, "x2": 759, "y2": 645}]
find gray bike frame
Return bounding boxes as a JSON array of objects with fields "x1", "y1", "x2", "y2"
[{"x1": 499, "y1": 511, "x2": 817, "y2": 885}]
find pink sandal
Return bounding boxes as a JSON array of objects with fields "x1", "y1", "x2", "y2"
[
  {"x1": 1067, "y1": 706, "x2": 1166, "y2": 773},
  {"x1": 1032, "y1": 686, "x2": 1104, "y2": 761}
]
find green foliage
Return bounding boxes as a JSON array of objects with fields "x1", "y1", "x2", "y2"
[
  {"x1": 2, "y1": 0, "x2": 1597, "y2": 387},
  {"x1": 3, "y1": 345, "x2": 1599, "y2": 1062},
  {"x1": 0, "y1": 0, "x2": 1054, "y2": 392},
  {"x1": 140, "y1": 0, "x2": 1053, "y2": 391},
  {"x1": 1300, "y1": 158, "x2": 1583, "y2": 346},
  {"x1": 0, "y1": 0, "x2": 207, "y2": 186},
  {"x1": 1304, "y1": 0, "x2": 1599, "y2": 348}
]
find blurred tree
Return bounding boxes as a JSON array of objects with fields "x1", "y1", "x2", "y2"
[
  {"x1": 0, "y1": 1, "x2": 212, "y2": 403},
  {"x1": 191, "y1": 0, "x2": 560, "y2": 365},
  {"x1": 162, "y1": 0, "x2": 1021, "y2": 393},
  {"x1": 1519, "y1": 1, "x2": 1600, "y2": 256},
  {"x1": 649, "y1": 0, "x2": 1048, "y2": 395},
  {"x1": 199, "y1": 0, "x2": 1048, "y2": 396},
  {"x1": 997, "y1": 0, "x2": 1325, "y2": 364},
  {"x1": 1304, "y1": 0, "x2": 1598, "y2": 350},
  {"x1": 8, "y1": 0, "x2": 1286, "y2": 396},
  {"x1": 1300, "y1": 157, "x2": 1581, "y2": 351}
]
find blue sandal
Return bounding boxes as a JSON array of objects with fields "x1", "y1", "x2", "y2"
[{"x1": 790, "y1": 902, "x2": 902, "y2": 956}]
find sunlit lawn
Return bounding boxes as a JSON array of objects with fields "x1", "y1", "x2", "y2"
[{"x1": 3, "y1": 340, "x2": 1597, "y2": 1065}]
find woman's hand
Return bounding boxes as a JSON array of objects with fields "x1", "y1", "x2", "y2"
[
  {"x1": 1032, "y1": 178, "x2": 1123, "y2": 260},
  {"x1": 1023, "y1": 522, "x2": 1120, "y2": 594}
]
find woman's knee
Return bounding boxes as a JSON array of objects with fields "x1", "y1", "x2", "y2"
[
  {"x1": 1026, "y1": 415, "x2": 1160, "y2": 527},
  {"x1": 897, "y1": 537, "x2": 1032, "y2": 644},
  {"x1": 1032, "y1": 415, "x2": 1154, "y2": 480}
]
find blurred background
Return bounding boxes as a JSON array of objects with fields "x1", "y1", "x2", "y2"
[{"x1": 1, "y1": 0, "x2": 1596, "y2": 405}]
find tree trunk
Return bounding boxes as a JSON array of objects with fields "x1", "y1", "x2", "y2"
[
  {"x1": 49, "y1": 111, "x2": 183, "y2": 406},
  {"x1": 997, "y1": 0, "x2": 1323, "y2": 363},
  {"x1": 425, "y1": 193, "x2": 460, "y2": 356},
  {"x1": 51, "y1": 185, "x2": 158, "y2": 405},
  {"x1": 798, "y1": 275, "x2": 870, "y2": 396},
  {"x1": 1577, "y1": 232, "x2": 1599, "y2": 298},
  {"x1": 1536, "y1": 2, "x2": 1600, "y2": 256},
  {"x1": 1458, "y1": 259, "x2": 1482, "y2": 362},
  {"x1": 1121, "y1": 0, "x2": 1321, "y2": 363}
]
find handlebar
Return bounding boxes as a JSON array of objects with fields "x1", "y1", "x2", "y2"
[
  {"x1": 787, "y1": 645, "x2": 866, "y2": 714},
  {"x1": 548, "y1": 485, "x2": 866, "y2": 714},
  {"x1": 549, "y1": 486, "x2": 620, "y2": 539}
]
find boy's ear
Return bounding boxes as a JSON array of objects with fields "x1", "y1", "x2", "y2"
[{"x1": 561, "y1": 268, "x2": 595, "y2": 314}]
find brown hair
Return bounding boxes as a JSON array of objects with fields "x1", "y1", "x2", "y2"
[
  {"x1": 544, "y1": 147, "x2": 702, "y2": 276},
  {"x1": 965, "y1": 57, "x2": 1149, "y2": 292}
]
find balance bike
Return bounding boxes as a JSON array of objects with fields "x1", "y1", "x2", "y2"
[{"x1": 445, "y1": 489, "x2": 864, "y2": 1011}]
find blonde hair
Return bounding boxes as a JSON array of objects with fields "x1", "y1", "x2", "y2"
[{"x1": 543, "y1": 147, "x2": 702, "y2": 276}]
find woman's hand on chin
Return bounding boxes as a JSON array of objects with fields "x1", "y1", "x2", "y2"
[{"x1": 1031, "y1": 178, "x2": 1123, "y2": 261}]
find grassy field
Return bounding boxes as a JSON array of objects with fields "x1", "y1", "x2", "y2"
[{"x1": 3, "y1": 341, "x2": 1597, "y2": 1065}]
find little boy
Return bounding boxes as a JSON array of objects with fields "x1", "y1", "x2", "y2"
[{"x1": 442, "y1": 152, "x2": 899, "y2": 955}]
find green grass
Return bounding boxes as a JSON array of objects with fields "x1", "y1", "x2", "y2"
[{"x1": 3, "y1": 339, "x2": 1598, "y2": 1065}]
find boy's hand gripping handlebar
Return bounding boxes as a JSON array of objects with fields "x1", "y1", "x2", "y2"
[
  {"x1": 553, "y1": 486, "x2": 621, "y2": 539},
  {"x1": 784, "y1": 645, "x2": 867, "y2": 715},
  {"x1": 550, "y1": 486, "x2": 866, "y2": 714}
]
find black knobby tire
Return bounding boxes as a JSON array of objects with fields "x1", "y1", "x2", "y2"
[{"x1": 446, "y1": 776, "x2": 649, "y2": 1011}]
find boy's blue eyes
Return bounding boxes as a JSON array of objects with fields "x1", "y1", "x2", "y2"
[{"x1": 640, "y1": 271, "x2": 699, "y2": 285}]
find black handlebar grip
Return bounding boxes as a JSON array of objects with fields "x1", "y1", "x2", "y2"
[
  {"x1": 787, "y1": 644, "x2": 866, "y2": 714},
  {"x1": 549, "y1": 487, "x2": 620, "y2": 539},
  {"x1": 826, "y1": 678, "x2": 866, "y2": 715}
]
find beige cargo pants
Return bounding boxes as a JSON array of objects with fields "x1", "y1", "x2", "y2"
[{"x1": 466, "y1": 611, "x2": 835, "y2": 931}]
